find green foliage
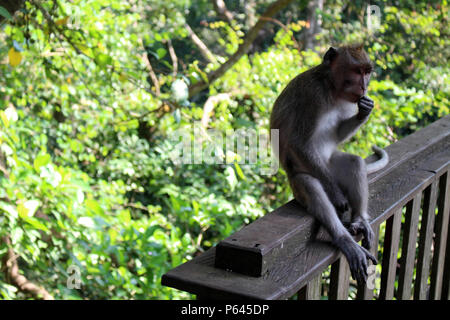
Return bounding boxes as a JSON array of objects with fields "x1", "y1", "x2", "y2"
[{"x1": 0, "y1": 0, "x2": 448, "y2": 299}]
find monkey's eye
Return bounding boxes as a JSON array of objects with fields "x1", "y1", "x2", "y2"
[{"x1": 343, "y1": 79, "x2": 352, "y2": 86}]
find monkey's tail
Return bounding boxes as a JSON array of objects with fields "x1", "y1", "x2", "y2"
[{"x1": 366, "y1": 145, "x2": 389, "y2": 174}]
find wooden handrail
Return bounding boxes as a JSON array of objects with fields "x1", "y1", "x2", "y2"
[{"x1": 162, "y1": 115, "x2": 450, "y2": 300}]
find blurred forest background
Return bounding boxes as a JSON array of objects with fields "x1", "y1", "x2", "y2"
[{"x1": 0, "y1": 0, "x2": 448, "y2": 299}]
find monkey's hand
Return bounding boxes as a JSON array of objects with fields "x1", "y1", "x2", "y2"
[
  {"x1": 333, "y1": 235, "x2": 378, "y2": 285},
  {"x1": 348, "y1": 217, "x2": 374, "y2": 250},
  {"x1": 357, "y1": 96, "x2": 374, "y2": 120}
]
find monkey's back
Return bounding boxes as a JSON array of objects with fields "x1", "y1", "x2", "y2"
[
  {"x1": 270, "y1": 64, "x2": 331, "y2": 172},
  {"x1": 270, "y1": 65, "x2": 330, "y2": 132}
]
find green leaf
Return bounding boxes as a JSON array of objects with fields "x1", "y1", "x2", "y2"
[
  {"x1": 85, "y1": 199, "x2": 103, "y2": 216},
  {"x1": 4, "y1": 106, "x2": 18, "y2": 123},
  {"x1": 234, "y1": 161, "x2": 246, "y2": 180},
  {"x1": 34, "y1": 153, "x2": 51, "y2": 172},
  {"x1": 23, "y1": 217, "x2": 49, "y2": 232},
  {"x1": 0, "y1": 201, "x2": 18, "y2": 219},
  {"x1": 70, "y1": 139, "x2": 83, "y2": 152},
  {"x1": 193, "y1": 63, "x2": 209, "y2": 84},
  {"x1": 0, "y1": 6, "x2": 12, "y2": 20},
  {"x1": 18, "y1": 200, "x2": 40, "y2": 219},
  {"x1": 192, "y1": 200, "x2": 199, "y2": 214},
  {"x1": 156, "y1": 48, "x2": 167, "y2": 59},
  {"x1": 0, "y1": 110, "x2": 9, "y2": 127},
  {"x1": 118, "y1": 210, "x2": 131, "y2": 224},
  {"x1": 95, "y1": 53, "x2": 112, "y2": 67},
  {"x1": 153, "y1": 229, "x2": 167, "y2": 242},
  {"x1": 78, "y1": 216, "x2": 95, "y2": 228},
  {"x1": 154, "y1": 33, "x2": 162, "y2": 42},
  {"x1": 225, "y1": 166, "x2": 237, "y2": 191}
]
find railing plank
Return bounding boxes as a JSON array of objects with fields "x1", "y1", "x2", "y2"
[
  {"x1": 297, "y1": 273, "x2": 322, "y2": 300},
  {"x1": 162, "y1": 247, "x2": 282, "y2": 300},
  {"x1": 397, "y1": 193, "x2": 422, "y2": 300},
  {"x1": 367, "y1": 115, "x2": 450, "y2": 184},
  {"x1": 441, "y1": 208, "x2": 450, "y2": 300},
  {"x1": 329, "y1": 257, "x2": 350, "y2": 300},
  {"x1": 430, "y1": 172, "x2": 450, "y2": 299},
  {"x1": 379, "y1": 208, "x2": 402, "y2": 300},
  {"x1": 356, "y1": 225, "x2": 380, "y2": 300},
  {"x1": 414, "y1": 181, "x2": 438, "y2": 299}
]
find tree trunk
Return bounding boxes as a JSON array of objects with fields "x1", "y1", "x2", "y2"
[{"x1": 303, "y1": 0, "x2": 324, "y2": 51}]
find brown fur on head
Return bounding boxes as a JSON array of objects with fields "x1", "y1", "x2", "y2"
[{"x1": 323, "y1": 44, "x2": 373, "y2": 103}]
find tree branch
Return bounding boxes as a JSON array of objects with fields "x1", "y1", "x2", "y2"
[
  {"x1": 0, "y1": 154, "x2": 53, "y2": 299},
  {"x1": 184, "y1": 23, "x2": 217, "y2": 64},
  {"x1": 188, "y1": 0, "x2": 294, "y2": 98},
  {"x1": 260, "y1": 16, "x2": 301, "y2": 52},
  {"x1": 201, "y1": 93, "x2": 231, "y2": 127},
  {"x1": 1, "y1": 235, "x2": 54, "y2": 300},
  {"x1": 212, "y1": 0, "x2": 233, "y2": 25},
  {"x1": 32, "y1": 1, "x2": 88, "y2": 58},
  {"x1": 165, "y1": 39, "x2": 178, "y2": 77},
  {"x1": 140, "y1": 39, "x2": 161, "y2": 96}
]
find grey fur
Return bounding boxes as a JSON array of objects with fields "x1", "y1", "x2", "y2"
[
  {"x1": 366, "y1": 145, "x2": 389, "y2": 174},
  {"x1": 270, "y1": 46, "x2": 386, "y2": 284}
]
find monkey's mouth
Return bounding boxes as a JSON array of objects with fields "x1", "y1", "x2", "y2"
[{"x1": 350, "y1": 93, "x2": 363, "y2": 102}]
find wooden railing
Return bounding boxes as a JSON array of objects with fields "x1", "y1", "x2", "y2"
[{"x1": 162, "y1": 116, "x2": 450, "y2": 300}]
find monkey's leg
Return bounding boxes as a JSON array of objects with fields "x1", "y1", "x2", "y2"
[
  {"x1": 330, "y1": 152, "x2": 374, "y2": 250},
  {"x1": 290, "y1": 173, "x2": 377, "y2": 283},
  {"x1": 291, "y1": 173, "x2": 349, "y2": 240}
]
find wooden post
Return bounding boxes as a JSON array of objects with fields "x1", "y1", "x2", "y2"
[
  {"x1": 398, "y1": 193, "x2": 422, "y2": 300},
  {"x1": 414, "y1": 181, "x2": 438, "y2": 299},
  {"x1": 298, "y1": 273, "x2": 322, "y2": 300},
  {"x1": 356, "y1": 226, "x2": 380, "y2": 300},
  {"x1": 441, "y1": 207, "x2": 450, "y2": 300},
  {"x1": 379, "y1": 209, "x2": 402, "y2": 300},
  {"x1": 329, "y1": 257, "x2": 350, "y2": 300},
  {"x1": 430, "y1": 172, "x2": 450, "y2": 299}
]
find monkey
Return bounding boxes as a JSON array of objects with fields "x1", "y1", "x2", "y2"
[{"x1": 270, "y1": 44, "x2": 389, "y2": 284}]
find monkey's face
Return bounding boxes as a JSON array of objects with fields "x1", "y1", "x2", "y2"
[
  {"x1": 327, "y1": 46, "x2": 373, "y2": 103},
  {"x1": 340, "y1": 66, "x2": 372, "y2": 102}
]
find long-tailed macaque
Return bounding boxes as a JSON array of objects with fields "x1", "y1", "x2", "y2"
[{"x1": 270, "y1": 44, "x2": 388, "y2": 284}]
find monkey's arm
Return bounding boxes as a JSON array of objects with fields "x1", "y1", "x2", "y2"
[
  {"x1": 289, "y1": 147, "x2": 348, "y2": 213},
  {"x1": 337, "y1": 115, "x2": 367, "y2": 143},
  {"x1": 337, "y1": 96, "x2": 374, "y2": 143}
]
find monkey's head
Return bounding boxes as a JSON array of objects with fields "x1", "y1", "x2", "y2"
[{"x1": 323, "y1": 45, "x2": 373, "y2": 103}]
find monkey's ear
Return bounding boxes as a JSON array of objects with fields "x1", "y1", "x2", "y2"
[{"x1": 323, "y1": 47, "x2": 338, "y2": 64}]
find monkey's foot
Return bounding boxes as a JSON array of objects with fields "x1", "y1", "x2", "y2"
[
  {"x1": 348, "y1": 218, "x2": 374, "y2": 250},
  {"x1": 333, "y1": 235, "x2": 378, "y2": 285}
]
